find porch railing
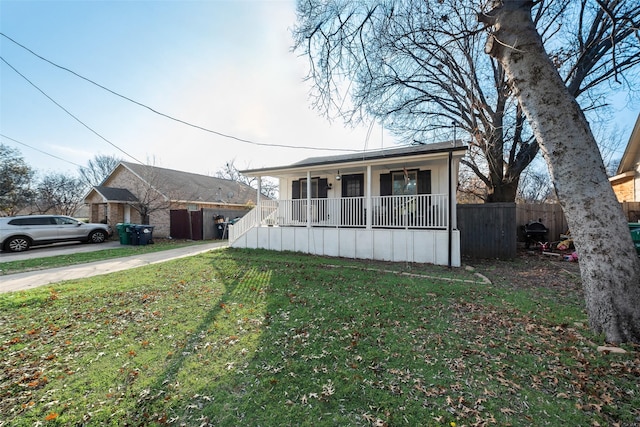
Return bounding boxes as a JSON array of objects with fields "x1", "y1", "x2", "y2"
[
  {"x1": 230, "y1": 194, "x2": 448, "y2": 241},
  {"x1": 372, "y1": 194, "x2": 448, "y2": 228},
  {"x1": 229, "y1": 194, "x2": 449, "y2": 242},
  {"x1": 228, "y1": 205, "x2": 260, "y2": 241}
]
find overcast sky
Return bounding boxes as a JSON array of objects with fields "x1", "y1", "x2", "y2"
[{"x1": 0, "y1": 0, "x2": 637, "y2": 178}]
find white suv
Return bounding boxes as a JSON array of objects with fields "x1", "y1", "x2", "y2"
[{"x1": 0, "y1": 215, "x2": 113, "y2": 252}]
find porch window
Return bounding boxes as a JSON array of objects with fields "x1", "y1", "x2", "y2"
[
  {"x1": 291, "y1": 177, "x2": 328, "y2": 223},
  {"x1": 380, "y1": 170, "x2": 431, "y2": 196},
  {"x1": 342, "y1": 174, "x2": 364, "y2": 197},
  {"x1": 292, "y1": 178, "x2": 328, "y2": 199},
  {"x1": 392, "y1": 170, "x2": 417, "y2": 195},
  {"x1": 300, "y1": 178, "x2": 318, "y2": 199},
  {"x1": 378, "y1": 169, "x2": 433, "y2": 228}
]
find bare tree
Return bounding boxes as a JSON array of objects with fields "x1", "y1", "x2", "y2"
[
  {"x1": 0, "y1": 144, "x2": 35, "y2": 216},
  {"x1": 295, "y1": 0, "x2": 640, "y2": 343},
  {"x1": 215, "y1": 159, "x2": 279, "y2": 199},
  {"x1": 79, "y1": 154, "x2": 122, "y2": 188},
  {"x1": 127, "y1": 166, "x2": 171, "y2": 225},
  {"x1": 34, "y1": 172, "x2": 86, "y2": 216},
  {"x1": 516, "y1": 166, "x2": 555, "y2": 203},
  {"x1": 479, "y1": 0, "x2": 640, "y2": 343},
  {"x1": 293, "y1": 0, "x2": 639, "y2": 203}
]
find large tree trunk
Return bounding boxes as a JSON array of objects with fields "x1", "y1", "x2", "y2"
[
  {"x1": 486, "y1": 180, "x2": 519, "y2": 203},
  {"x1": 479, "y1": 1, "x2": 640, "y2": 343}
]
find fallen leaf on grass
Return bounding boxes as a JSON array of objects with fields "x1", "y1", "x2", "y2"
[{"x1": 44, "y1": 412, "x2": 59, "y2": 421}]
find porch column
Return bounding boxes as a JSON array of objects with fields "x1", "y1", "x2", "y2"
[
  {"x1": 256, "y1": 175, "x2": 262, "y2": 226},
  {"x1": 448, "y1": 149, "x2": 453, "y2": 268},
  {"x1": 366, "y1": 165, "x2": 372, "y2": 229},
  {"x1": 306, "y1": 171, "x2": 312, "y2": 228}
]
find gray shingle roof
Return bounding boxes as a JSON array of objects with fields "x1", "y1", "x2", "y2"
[
  {"x1": 241, "y1": 141, "x2": 466, "y2": 175},
  {"x1": 93, "y1": 186, "x2": 138, "y2": 202},
  {"x1": 120, "y1": 162, "x2": 258, "y2": 205}
]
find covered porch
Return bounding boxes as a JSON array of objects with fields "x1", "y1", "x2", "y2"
[{"x1": 229, "y1": 142, "x2": 466, "y2": 266}]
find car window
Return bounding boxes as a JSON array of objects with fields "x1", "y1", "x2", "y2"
[
  {"x1": 55, "y1": 217, "x2": 79, "y2": 225},
  {"x1": 8, "y1": 217, "x2": 54, "y2": 226}
]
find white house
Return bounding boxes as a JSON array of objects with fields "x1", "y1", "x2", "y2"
[{"x1": 229, "y1": 142, "x2": 467, "y2": 267}]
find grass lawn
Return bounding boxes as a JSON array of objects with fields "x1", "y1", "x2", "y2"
[{"x1": 0, "y1": 248, "x2": 638, "y2": 426}]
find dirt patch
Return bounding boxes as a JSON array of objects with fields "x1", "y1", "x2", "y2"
[{"x1": 465, "y1": 249, "x2": 582, "y2": 294}]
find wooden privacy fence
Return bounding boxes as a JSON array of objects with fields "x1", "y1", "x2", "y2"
[
  {"x1": 457, "y1": 203, "x2": 517, "y2": 259},
  {"x1": 516, "y1": 203, "x2": 568, "y2": 245},
  {"x1": 457, "y1": 202, "x2": 640, "y2": 260},
  {"x1": 621, "y1": 201, "x2": 640, "y2": 222},
  {"x1": 170, "y1": 208, "x2": 251, "y2": 240}
]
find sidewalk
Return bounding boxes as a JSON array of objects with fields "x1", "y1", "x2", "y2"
[{"x1": 0, "y1": 241, "x2": 228, "y2": 294}]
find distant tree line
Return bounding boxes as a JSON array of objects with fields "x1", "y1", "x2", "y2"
[
  {"x1": 0, "y1": 145, "x2": 278, "y2": 217},
  {"x1": 0, "y1": 145, "x2": 121, "y2": 217}
]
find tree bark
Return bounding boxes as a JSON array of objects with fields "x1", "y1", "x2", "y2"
[
  {"x1": 479, "y1": 1, "x2": 640, "y2": 343},
  {"x1": 486, "y1": 180, "x2": 519, "y2": 203}
]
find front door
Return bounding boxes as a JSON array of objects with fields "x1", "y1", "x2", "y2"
[{"x1": 341, "y1": 174, "x2": 364, "y2": 226}]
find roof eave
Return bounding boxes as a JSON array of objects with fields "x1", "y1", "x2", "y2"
[
  {"x1": 617, "y1": 113, "x2": 640, "y2": 174},
  {"x1": 609, "y1": 170, "x2": 636, "y2": 182},
  {"x1": 241, "y1": 145, "x2": 468, "y2": 177}
]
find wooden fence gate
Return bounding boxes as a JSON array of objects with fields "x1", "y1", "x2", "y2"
[
  {"x1": 457, "y1": 203, "x2": 517, "y2": 259},
  {"x1": 170, "y1": 210, "x2": 203, "y2": 240},
  {"x1": 171, "y1": 208, "x2": 253, "y2": 240}
]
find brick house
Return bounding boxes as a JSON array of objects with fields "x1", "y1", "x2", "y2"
[
  {"x1": 610, "y1": 114, "x2": 640, "y2": 202},
  {"x1": 83, "y1": 162, "x2": 258, "y2": 238}
]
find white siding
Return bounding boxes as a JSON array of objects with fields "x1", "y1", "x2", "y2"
[{"x1": 231, "y1": 227, "x2": 461, "y2": 267}]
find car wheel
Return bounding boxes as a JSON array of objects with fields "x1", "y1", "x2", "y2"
[
  {"x1": 6, "y1": 236, "x2": 31, "y2": 252},
  {"x1": 89, "y1": 230, "x2": 107, "y2": 244}
]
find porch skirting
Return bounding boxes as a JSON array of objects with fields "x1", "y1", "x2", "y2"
[{"x1": 230, "y1": 226, "x2": 461, "y2": 267}]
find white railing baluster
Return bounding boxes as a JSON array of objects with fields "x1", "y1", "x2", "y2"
[{"x1": 229, "y1": 194, "x2": 449, "y2": 243}]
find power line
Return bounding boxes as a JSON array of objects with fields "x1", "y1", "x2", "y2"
[
  {"x1": 0, "y1": 32, "x2": 361, "y2": 154},
  {"x1": 0, "y1": 133, "x2": 86, "y2": 169},
  {"x1": 0, "y1": 56, "x2": 145, "y2": 164}
]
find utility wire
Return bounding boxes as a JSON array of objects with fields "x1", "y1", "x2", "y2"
[
  {"x1": 1, "y1": 56, "x2": 145, "y2": 164},
  {"x1": 1, "y1": 32, "x2": 360, "y2": 153},
  {"x1": 0, "y1": 133, "x2": 86, "y2": 169}
]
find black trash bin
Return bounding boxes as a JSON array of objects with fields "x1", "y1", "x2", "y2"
[
  {"x1": 133, "y1": 225, "x2": 155, "y2": 245},
  {"x1": 129, "y1": 224, "x2": 140, "y2": 245},
  {"x1": 216, "y1": 222, "x2": 228, "y2": 239}
]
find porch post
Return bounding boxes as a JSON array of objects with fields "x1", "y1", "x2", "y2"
[
  {"x1": 257, "y1": 175, "x2": 262, "y2": 226},
  {"x1": 448, "y1": 148, "x2": 453, "y2": 268},
  {"x1": 366, "y1": 165, "x2": 372, "y2": 229},
  {"x1": 306, "y1": 171, "x2": 312, "y2": 228}
]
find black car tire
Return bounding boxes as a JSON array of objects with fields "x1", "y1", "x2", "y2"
[
  {"x1": 89, "y1": 230, "x2": 107, "y2": 244},
  {"x1": 6, "y1": 236, "x2": 31, "y2": 252}
]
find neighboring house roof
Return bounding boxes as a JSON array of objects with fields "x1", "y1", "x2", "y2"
[
  {"x1": 101, "y1": 162, "x2": 259, "y2": 206},
  {"x1": 615, "y1": 113, "x2": 640, "y2": 175},
  {"x1": 92, "y1": 186, "x2": 138, "y2": 203},
  {"x1": 241, "y1": 142, "x2": 467, "y2": 176}
]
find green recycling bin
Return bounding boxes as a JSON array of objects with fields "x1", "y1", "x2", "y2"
[
  {"x1": 116, "y1": 223, "x2": 131, "y2": 245},
  {"x1": 629, "y1": 223, "x2": 640, "y2": 255}
]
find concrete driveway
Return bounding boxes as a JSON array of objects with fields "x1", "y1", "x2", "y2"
[
  {"x1": 0, "y1": 240, "x2": 123, "y2": 262},
  {"x1": 0, "y1": 241, "x2": 228, "y2": 294}
]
